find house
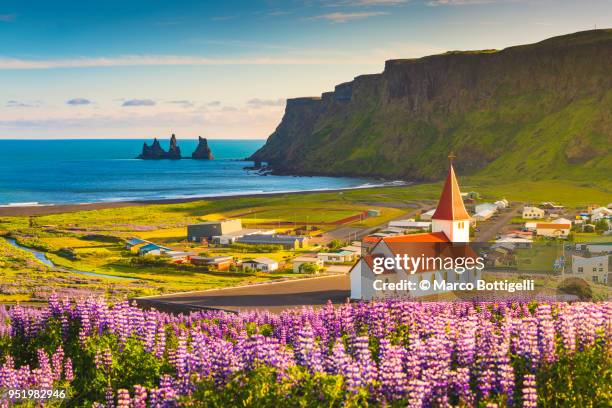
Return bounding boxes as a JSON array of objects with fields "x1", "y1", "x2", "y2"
[
  {"x1": 583, "y1": 243, "x2": 612, "y2": 254},
  {"x1": 552, "y1": 217, "x2": 573, "y2": 225},
  {"x1": 190, "y1": 256, "x2": 233, "y2": 271},
  {"x1": 494, "y1": 199, "x2": 509, "y2": 210},
  {"x1": 485, "y1": 246, "x2": 516, "y2": 268},
  {"x1": 243, "y1": 257, "x2": 279, "y2": 272},
  {"x1": 388, "y1": 220, "x2": 432, "y2": 231},
  {"x1": 473, "y1": 209, "x2": 495, "y2": 221},
  {"x1": 419, "y1": 209, "x2": 436, "y2": 221},
  {"x1": 318, "y1": 250, "x2": 356, "y2": 263},
  {"x1": 236, "y1": 234, "x2": 308, "y2": 249},
  {"x1": 591, "y1": 207, "x2": 612, "y2": 222},
  {"x1": 571, "y1": 254, "x2": 609, "y2": 284},
  {"x1": 495, "y1": 235, "x2": 533, "y2": 248},
  {"x1": 292, "y1": 256, "x2": 324, "y2": 273},
  {"x1": 187, "y1": 219, "x2": 243, "y2": 242},
  {"x1": 536, "y1": 223, "x2": 571, "y2": 238},
  {"x1": 540, "y1": 202, "x2": 565, "y2": 210},
  {"x1": 523, "y1": 206, "x2": 545, "y2": 219},
  {"x1": 475, "y1": 203, "x2": 497, "y2": 214},
  {"x1": 161, "y1": 251, "x2": 192, "y2": 263},
  {"x1": 125, "y1": 238, "x2": 146, "y2": 249},
  {"x1": 210, "y1": 228, "x2": 272, "y2": 245},
  {"x1": 367, "y1": 209, "x2": 381, "y2": 217},
  {"x1": 351, "y1": 159, "x2": 480, "y2": 300},
  {"x1": 137, "y1": 243, "x2": 172, "y2": 256},
  {"x1": 340, "y1": 243, "x2": 362, "y2": 254}
]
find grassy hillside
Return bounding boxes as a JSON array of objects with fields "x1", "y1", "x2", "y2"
[{"x1": 251, "y1": 30, "x2": 612, "y2": 183}]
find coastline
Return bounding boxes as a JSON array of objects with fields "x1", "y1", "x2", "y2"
[{"x1": 0, "y1": 181, "x2": 409, "y2": 217}]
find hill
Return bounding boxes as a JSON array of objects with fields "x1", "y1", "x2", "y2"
[{"x1": 250, "y1": 30, "x2": 612, "y2": 183}]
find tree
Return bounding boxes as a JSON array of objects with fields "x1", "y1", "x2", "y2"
[{"x1": 299, "y1": 262, "x2": 320, "y2": 274}]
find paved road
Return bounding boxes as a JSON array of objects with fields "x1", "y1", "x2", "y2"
[
  {"x1": 474, "y1": 203, "x2": 522, "y2": 242},
  {"x1": 136, "y1": 274, "x2": 351, "y2": 314}
]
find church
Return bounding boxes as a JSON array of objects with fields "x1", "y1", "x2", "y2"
[{"x1": 350, "y1": 158, "x2": 482, "y2": 300}]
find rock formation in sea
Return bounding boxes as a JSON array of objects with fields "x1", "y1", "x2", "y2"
[
  {"x1": 167, "y1": 134, "x2": 182, "y2": 160},
  {"x1": 138, "y1": 134, "x2": 182, "y2": 160},
  {"x1": 191, "y1": 136, "x2": 214, "y2": 160}
]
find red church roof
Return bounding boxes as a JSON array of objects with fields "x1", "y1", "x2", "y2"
[{"x1": 432, "y1": 163, "x2": 470, "y2": 221}]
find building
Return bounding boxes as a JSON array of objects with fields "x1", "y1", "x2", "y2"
[
  {"x1": 125, "y1": 238, "x2": 146, "y2": 249},
  {"x1": 235, "y1": 234, "x2": 308, "y2": 249},
  {"x1": 317, "y1": 250, "x2": 355, "y2": 264},
  {"x1": 388, "y1": 220, "x2": 432, "y2": 231},
  {"x1": 536, "y1": 223, "x2": 571, "y2": 238},
  {"x1": 243, "y1": 257, "x2": 279, "y2": 272},
  {"x1": 473, "y1": 209, "x2": 495, "y2": 221},
  {"x1": 161, "y1": 251, "x2": 192, "y2": 263},
  {"x1": 292, "y1": 256, "x2": 324, "y2": 273},
  {"x1": 137, "y1": 243, "x2": 172, "y2": 256},
  {"x1": 475, "y1": 203, "x2": 497, "y2": 214},
  {"x1": 494, "y1": 199, "x2": 509, "y2": 209},
  {"x1": 571, "y1": 255, "x2": 609, "y2": 284},
  {"x1": 351, "y1": 159, "x2": 480, "y2": 300},
  {"x1": 552, "y1": 218, "x2": 573, "y2": 225},
  {"x1": 419, "y1": 209, "x2": 436, "y2": 221},
  {"x1": 190, "y1": 256, "x2": 233, "y2": 271},
  {"x1": 187, "y1": 220, "x2": 242, "y2": 242},
  {"x1": 495, "y1": 235, "x2": 533, "y2": 248},
  {"x1": 367, "y1": 209, "x2": 381, "y2": 217},
  {"x1": 210, "y1": 228, "x2": 273, "y2": 245},
  {"x1": 523, "y1": 206, "x2": 545, "y2": 219},
  {"x1": 582, "y1": 243, "x2": 612, "y2": 254}
]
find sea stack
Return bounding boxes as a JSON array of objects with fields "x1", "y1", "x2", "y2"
[
  {"x1": 191, "y1": 136, "x2": 214, "y2": 160},
  {"x1": 167, "y1": 134, "x2": 181, "y2": 160},
  {"x1": 138, "y1": 134, "x2": 183, "y2": 159}
]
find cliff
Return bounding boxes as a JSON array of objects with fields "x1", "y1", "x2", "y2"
[
  {"x1": 250, "y1": 30, "x2": 612, "y2": 182},
  {"x1": 192, "y1": 136, "x2": 214, "y2": 160}
]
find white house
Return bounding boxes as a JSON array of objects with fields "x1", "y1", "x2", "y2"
[
  {"x1": 523, "y1": 206, "x2": 545, "y2": 219},
  {"x1": 583, "y1": 244, "x2": 612, "y2": 254},
  {"x1": 475, "y1": 203, "x2": 497, "y2": 214},
  {"x1": 318, "y1": 251, "x2": 355, "y2": 263},
  {"x1": 536, "y1": 223, "x2": 571, "y2": 238},
  {"x1": 351, "y1": 160, "x2": 480, "y2": 300},
  {"x1": 292, "y1": 256, "x2": 323, "y2": 273},
  {"x1": 473, "y1": 209, "x2": 495, "y2": 221},
  {"x1": 242, "y1": 257, "x2": 279, "y2": 272},
  {"x1": 571, "y1": 254, "x2": 609, "y2": 284},
  {"x1": 552, "y1": 218, "x2": 573, "y2": 225},
  {"x1": 494, "y1": 199, "x2": 509, "y2": 210}
]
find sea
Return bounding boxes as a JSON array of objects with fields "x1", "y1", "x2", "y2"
[{"x1": 0, "y1": 139, "x2": 378, "y2": 206}]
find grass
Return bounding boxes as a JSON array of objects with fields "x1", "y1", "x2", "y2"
[{"x1": 0, "y1": 179, "x2": 609, "y2": 302}]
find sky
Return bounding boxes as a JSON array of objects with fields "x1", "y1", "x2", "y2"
[{"x1": 0, "y1": 0, "x2": 610, "y2": 139}]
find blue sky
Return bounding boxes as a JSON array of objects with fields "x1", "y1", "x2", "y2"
[{"x1": 1, "y1": 0, "x2": 610, "y2": 139}]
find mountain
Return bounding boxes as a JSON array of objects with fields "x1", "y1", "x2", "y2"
[
  {"x1": 250, "y1": 30, "x2": 612, "y2": 182},
  {"x1": 192, "y1": 136, "x2": 214, "y2": 160}
]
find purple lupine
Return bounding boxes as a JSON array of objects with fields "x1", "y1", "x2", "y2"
[{"x1": 522, "y1": 374, "x2": 538, "y2": 408}]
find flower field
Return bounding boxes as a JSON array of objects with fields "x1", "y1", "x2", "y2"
[{"x1": 0, "y1": 297, "x2": 610, "y2": 407}]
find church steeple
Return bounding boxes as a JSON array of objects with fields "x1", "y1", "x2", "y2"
[{"x1": 431, "y1": 153, "x2": 471, "y2": 242}]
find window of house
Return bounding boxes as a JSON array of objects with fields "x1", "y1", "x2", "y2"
[
  {"x1": 592, "y1": 276, "x2": 598, "y2": 283},
  {"x1": 577, "y1": 267, "x2": 583, "y2": 273}
]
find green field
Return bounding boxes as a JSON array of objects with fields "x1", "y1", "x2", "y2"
[{"x1": 0, "y1": 180, "x2": 609, "y2": 303}]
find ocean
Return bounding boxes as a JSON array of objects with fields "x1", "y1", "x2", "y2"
[{"x1": 0, "y1": 139, "x2": 375, "y2": 205}]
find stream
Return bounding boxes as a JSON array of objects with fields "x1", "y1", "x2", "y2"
[{"x1": 4, "y1": 237, "x2": 136, "y2": 281}]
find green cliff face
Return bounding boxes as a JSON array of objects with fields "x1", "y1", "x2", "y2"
[{"x1": 250, "y1": 30, "x2": 612, "y2": 182}]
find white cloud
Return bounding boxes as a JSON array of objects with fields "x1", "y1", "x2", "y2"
[
  {"x1": 310, "y1": 11, "x2": 389, "y2": 23},
  {"x1": 246, "y1": 98, "x2": 286, "y2": 108},
  {"x1": 66, "y1": 98, "x2": 92, "y2": 105},
  {"x1": 332, "y1": 0, "x2": 407, "y2": 6},
  {"x1": 167, "y1": 100, "x2": 194, "y2": 108},
  {"x1": 122, "y1": 99, "x2": 156, "y2": 107},
  {"x1": 6, "y1": 100, "x2": 40, "y2": 108}
]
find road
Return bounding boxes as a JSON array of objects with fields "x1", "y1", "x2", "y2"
[
  {"x1": 136, "y1": 274, "x2": 350, "y2": 313},
  {"x1": 474, "y1": 203, "x2": 522, "y2": 242}
]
